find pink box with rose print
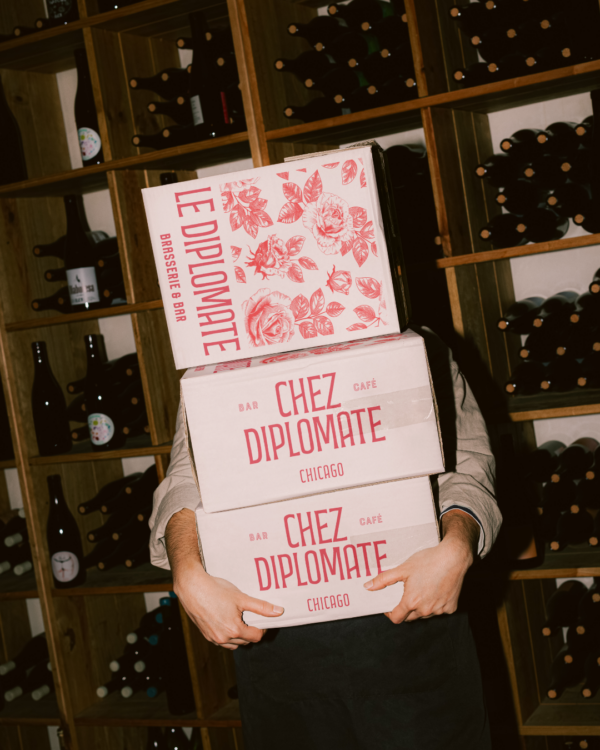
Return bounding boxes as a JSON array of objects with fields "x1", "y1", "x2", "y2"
[
  {"x1": 181, "y1": 330, "x2": 444, "y2": 514},
  {"x1": 142, "y1": 143, "x2": 409, "y2": 369}
]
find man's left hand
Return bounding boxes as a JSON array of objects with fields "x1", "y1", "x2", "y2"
[{"x1": 363, "y1": 509, "x2": 479, "y2": 624}]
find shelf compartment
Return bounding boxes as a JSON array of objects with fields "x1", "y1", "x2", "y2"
[
  {"x1": 0, "y1": 21, "x2": 86, "y2": 74},
  {"x1": 437, "y1": 233, "x2": 600, "y2": 269},
  {"x1": 0, "y1": 694, "x2": 60, "y2": 726},
  {"x1": 52, "y1": 563, "x2": 172, "y2": 597},
  {"x1": 508, "y1": 389, "x2": 600, "y2": 422},
  {"x1": 90, "y1": 0, "x2": 228, "y2": 36},
  {"x1": 29, "y1": 437, "x2": 172, "y2": 465},
  {"x1": 475, "y1": 544, "x2": 600, "y2": 581},
  {"x1": 265, "y1": 59, "x2": 600, "y2": 146},
  {"x1": 0, "y1": 134, "x2": 250, "y2": 199},
  {"x1": 521, "y1": 698, "x2": 600, "y2": 735},
  {"x1": 5, "y1": 301, "x2": 164, "y2": 333},
  {"x1": 0, "y1": 567, "x2": 37, "y2": 600},
  {"x1": 74, "y1": 694, "x2": 241, "y2": 727}
]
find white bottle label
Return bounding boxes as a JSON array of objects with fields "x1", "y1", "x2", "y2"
[
  {"x1": 51, "y1": 551, "x2": 80, "y2": 583},
  {"x1": 67, "y1": 267, "x2": 100, "y2": 306},
  {"x1": 78, "y1": 127, "x2": 102, "y2": 161},
  {"x1": 191, "y1": 95, "x2": 204, "y2": 126},
  {"x1": 88, "y1": 413, "x2": 115, "y2": 446}
]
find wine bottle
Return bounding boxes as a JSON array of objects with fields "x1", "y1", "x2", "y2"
[
  {"x1": 1, "y1": 544, "x2": 33, "y2": 576},
  {"x1": 0, "y1": 634, "x2": 47, "y2": 676},
  {"x1": 63, "y1": 195, "x2": 101, "y2": 311},
  {"x1": 542, "y1": 580, "x2": 588, "y2": 635},
  {"x1": 475, "y1": 153, "x2": 522, "y2": 186},
  {"x1": 453, "y1": 61, "x2": 501, "y2": 87},
  {"x1": 43, "y1": 267, "x2": 67, "y2": 284},
  {"x1": 304, "y1": 66, "x2": 368, "y2": 96},
  {"x1": 469, "y1": 28, "x2": 519, "y2": 63},
  {"x1": 74, "y1": 49, "x2": 103, "y2": 167},
  {"x1": 533, "y1": 291, "x2": 579, "y2": 330},
  {"x1": 125, "y1": 541, "x2": 151, "y2": 568},
  {"x1": 573, "y1": 199, "x2": 600, "y2": 235},
  {"x1": 449, "y1": 2, "x2": 496, "y2": 35},
  {"x1": 83, "y1": 538, "x2": 118, "y2": 569},
  {"x1": 110, "y1": 639, "x2": 157, "y2": 673},
  {"x1": 131, "y1": 132, "x2": 168, "y2": 150},
  {"x1": 287, "y1": 16, "x2": 348, "y2": 50},
  {"x1": 576, "y1": 115, "x2": 594, "y2": 149},
  {"x1": 84, "y1": 334, "x2": 126, "y2": 451},
  {"x1": 554, "y1": 323, "x2": 595, "y2": 360},
  {"x1": 3, "y1": 515, "x2": 28, "y2": 547},
  {"x1": 100, "y1": 464, "x2": 157, "y2": 514},
  {"x1": 13, "y1": 26, "x2": 36, "y2": 39},
  {"x1": 31, "y1": 287, "x2": 70, "y2": 313},
  {"x1": 497, "y1": 297, "x2": 544, "y2": 334},
  {"x1": 519, "y1": 327, "x2": 558, "y2": 362},
  {"x1": 96, "y1": 675, "x2": 123, "y2": 699},
  {"x1": 522, "y1": 154, "x2": 570, "y2": 189},
  {"x1": 47, "y1": 0, "x2": 80, "y2": 22},
  {"x1": 550, "y1": 509, "x2": 595, "y2": 551},
  {"x1": 350, "y1": 47, "x2": 414, "y2": 87},
  {"x1": 5, "y1": 661, "x2": 53, "y2": 702},
  {"x1": 161, "y1": 598, "x2": 196, "y2": 715},
  {"x1": 47, "y1": 475, "x2": 85, "y2": 588},
  {"x1": 165, "y1": 726, "x2": 191, "y2": 750},
  {"x1": 575, "y1": 476, "x2": 600, "y2": 510},
  {"x1": 505, "y1": 361, "x2": 545, "y2": 395},
  {"x1": 160, "y1": 124, "x2": 201, "y2": 148},
  {"x1": 147, "y1": 96, "x2": 192, "y2": 126},
  {"x1": 31, "y1": 341, "x2": 72, "y2": 456},
  {"x1": 87, "y1": 505, "x2": 145, "y2": 543},
  {"x1": 0, "y1": 77, "x2": 27, "y2": 185},
  {"x1": 589, "y1": 512, "x2": 600, "y2": 546},
  {"x1": 122, "y1": 411, "x2": 150, "y2": 438},
  {"x1": 547, "y1": 183, "x2": 591, "y2": 218},
  {"x1": 527, "y1": 440, "x2": 566, "y2": 482},
  {"x1": 66, "y1": 394, "x2": 87, "y2": 424},
  {"x1": 283, "y1": 98, "x2": 344, "y2": 123},
  {"x1": 500, "y1": 128, "x2": 548, "y2": 159},
  {"x1": 129, "y1": 68, "x2": 190, "y2": 100},
  {"x1": 495, "y1": 181, "x2": 550, "y2": 214},
  {"x1": 538, "y1": 121, "x2": 584, "y2": 158},
  {"x1": 327, "y1": 0, "x2": 396, "y2": 32},
  {"x1": 547, "y1": 645, "x2": 586, "y2": 699},
  {"x1": 274, "y1": 50, "x2": 336, "y2": 82},
  {"x1": 560, "y1": 150, "x2": 592, "y2": 186},
  {"x1": 517, "y1": 207, "x2": 570, "y2": 243},
  {"x1": 147, "y1": 727, "x2": 168, "y2": 749},
  {"x1": 78, "y1": 473, "x2": 141, "y2": 515},
  {"x1": 33, "y1": 236, "x2": 66, "y2": 261},
  {"x1": 127, "y1": 609, "x2": 164, "y2": 645},
  {"x1": 479, "y1": 214, "x2": 527, "y2": 248},
  {"x1": 540, "y1": 358, "x2": 581, "y2": 393},
  {"x1": 551, "y1": 438, "x2": 599, "y2": 482},
  {"x1": 581, "y1": 650, "x2": 600, "y2": 698},
  {"x1": 1, "y1": 512, "x2": 26, "y2": 543},
  {"x1": 104, "y1": 352, "x2": 139, "y2": 383},
  {"x1": 578, "y1": 581, "x2": 600, "y2": 626}
]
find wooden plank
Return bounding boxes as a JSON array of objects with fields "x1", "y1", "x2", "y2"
[
  {"x1": 406, "y1": 0, "x2": 448, "y2": 97},
  {"x1": 237, "y1": 0, "x2": 317, "y2": 144},
  {"x1": 421, "y1": 107, "x2": 451, "y2": 257},
  {"x1": 132, "y1": 310, "x2": 181, "y2": 446},
  {"x1": 5, "y1": 301, "x2": 164, "y2": 333},
  {"x1": 437, "y1": 233, "x2": 600, "y2": 268},
  {"x1": 511, "y1": 404, "x2": 600, "y2": 421},
  {"x1": 430, "y1": 0, "x2": 479, "y2": 93},
  {"x1": 29, "y1": 442, "x2": 172, "y2": 466},
  {"x1": 0, "y1": 133, "x2": 250, "y2": 199}
]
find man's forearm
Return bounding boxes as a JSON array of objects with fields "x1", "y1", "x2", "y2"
[
  {"x1": 441, "y1": 509, "x2": 480, "y2": 566},
  {"x1": 165, "y1": 508, "x2": 203, "y2": 576}
]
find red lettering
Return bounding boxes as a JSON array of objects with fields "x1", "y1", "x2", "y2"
[
  {"x1": 297, "y1": 419, "x2": 314, "y2": 455},
  {"x1": 313, "y1": 414, "x2": 339, "y2": 452},
  {"x1": 254, "y1": 558, "x2": 271, "y2": 591},
  {"x1": 344, "y1": 544, "x2": 361, "y2": 579},
  {"x1": 285, "y1": 421, "x2": 300, "y2": 457},
  {"x1": 368, "y1": 406, "x2": 386, "y2": 443},
  {"x1": 351, "y1": 408, "x2": 367, "y2": 445},
  {"x1": 289, "y1": 378, "x2": 308, "y2": 415},
  {"x1": 315, "y1": 509, "x2": 332, "y2": 544},
  {"x1": 305, "y1": 550, "x2": 321, "y2": 584},
  {"x1": 337, "y1": 411, "x2": 354, "y2": 447},
  {"x1": 269, "y1": 555, "x2": 280, "y2": 589},
  {"x1": 293, "y1": 553, "x2": 308, "y2": 586},
  {"x1": 356, "y1": 542, "x2": 372, "y2": 576},
  {"x1": 297, "y1": 512, "x2": 316, "y2": 547},
  {"x1": 268, "y1": 423, "x2": 285, "y2": 460},
  {"x1": 275, "y1": 382, "x2": 290, "y2": 417},
  {"x1": 278, "y1": 554, "x2": 294, "y2": 588},
  {"x1": 323, "y1": 372, "x2": 341, "y2": 409},
  {"x1": 330, "y1": 507, "x2": 348, "y2": 542},
  {"x1": 260, "y1": 426, "x2": 271, "y2": 462},
  {"x1": 307, "y1": 375, "x2": 325, "y2": 412},
  {"x1": 284, "y1": 515, "x2": 298, "y2": 548},
  {"x1": 244, "y1": 429, "x2": 261, "y2": 464},
  {"x1": 320, "y1": 547, "x2": 345, "y2": 582},
  {"x1": 373, "y1": 540, "x2": 387, "y2": 574}
]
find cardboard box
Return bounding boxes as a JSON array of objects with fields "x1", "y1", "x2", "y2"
[
  {"x1": 142, "y1": 142, "x2": 409, "y2": 369},
  {"x1": 195, "y1": 475, "x2": 440, "y2": 628},
  {"x1": 182, "y1": 330, "x2": 444, "y2": 513}
]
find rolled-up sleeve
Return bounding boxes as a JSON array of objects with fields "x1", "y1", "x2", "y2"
[
  {"x1": 415, "y1": 326, "x2": 502, "y2": 559},
  {"x1": 149, "y1": 401, "x2": 200, "y2": 570}
]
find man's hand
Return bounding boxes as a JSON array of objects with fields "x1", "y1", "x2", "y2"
[
  {"x1": 165, "y1": 509, "x2": 283, "y2": 650},
  {"x1": 363, "y1": 509, "x2": 479, "y2": 624}
]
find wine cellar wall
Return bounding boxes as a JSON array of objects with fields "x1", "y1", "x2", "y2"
[{"x1": 0, "y1": 0, "x2": 599, "y2": 749}]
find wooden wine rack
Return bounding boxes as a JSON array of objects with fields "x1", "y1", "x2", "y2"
[{"x1": 0, "y1": 0, "x2": 598, "y2": 748}]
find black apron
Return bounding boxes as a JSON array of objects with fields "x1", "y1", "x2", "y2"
[{"x1": 233, "y1": 611, "x2": 490, "y2": 750}]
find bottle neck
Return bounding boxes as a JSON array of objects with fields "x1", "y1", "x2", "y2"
[
  {"x1": 85, "y1": 336, "x2": 105, "y2": 378},
  {"x1": 64, "y1": 196, "x2": 88, "y2": 244},
  {"x1": 47, "y1": 475, "x2": 65, "y2": 510},
  {"x1": 31, "y1": 342, "x2": 52, "y2": 373},
  {"x1": 75, "y1": 50, "x2": 91, "y2": 86}
]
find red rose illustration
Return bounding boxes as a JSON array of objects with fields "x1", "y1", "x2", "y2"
[
  {"x1": 242, "y1": 288, "x2": 296, "y2": 347},
  {"x1": 326, "y1": 265, "x2": 352, "y2": 295},
  {"x1": 302, "y1": 192, "x2": 354, "y2": 254},
  {"x1": 246, "y1": 235, "x2": 289, "y2": 279}
]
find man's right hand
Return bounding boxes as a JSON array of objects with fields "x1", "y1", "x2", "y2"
[{"x1": 165, "y1": 508, "x2": 284, "y2": 650}]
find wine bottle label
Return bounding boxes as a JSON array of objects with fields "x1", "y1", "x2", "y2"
[
  {"x1": 190, "y1": 95, "x2": 204, "y2": 126},
  {"x1": 78, "y1": 127, "x2": 102, "y2": 161},
  {"x1": 51, "y1": 551, "x2": 80, "y2": 583},
  {"x1": 220, "y1": 91, "x2": 230, "y2": 125},
  {"x1": 67, "y1": 267, "x2": 100, "y2": 306},
  {"x1": 88, "y1": 413, "x2": 115, "y2": 445},
  {"x1": 48, "y1": 0, "x2": 75, "y2": 18}
]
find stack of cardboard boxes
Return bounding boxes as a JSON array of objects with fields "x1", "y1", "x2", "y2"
[{"x1": 143, "y1": 143, "x2": 445, "y2": 627}]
